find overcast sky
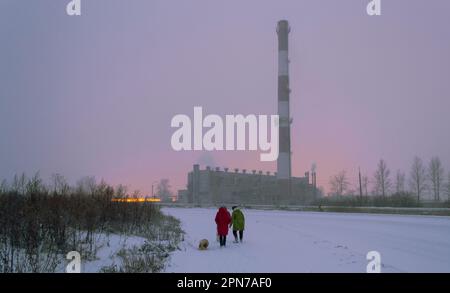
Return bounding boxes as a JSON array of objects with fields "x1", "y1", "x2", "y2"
[{"x1": 1, "y1": 0, "x2": 449, "y2": 195}]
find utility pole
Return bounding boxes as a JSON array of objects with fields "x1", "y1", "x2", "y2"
[{"x1": 359, "y1": 167, "x2": 363, "y2": 200}]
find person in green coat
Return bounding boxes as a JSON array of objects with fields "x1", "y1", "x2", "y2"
[{"x1": 231, "y1": 206, "x2": 245, "y2": 243}]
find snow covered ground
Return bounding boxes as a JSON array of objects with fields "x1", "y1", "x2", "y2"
[
  {"x1": 163, "y1": 208, "x2": 450, "y2": 273},
  {"x1": 55, "y1": 233, "x2": 148, "y2": 273},
  {"x1": 82, "y1": 234, "x2": 148, "y2": 273}
]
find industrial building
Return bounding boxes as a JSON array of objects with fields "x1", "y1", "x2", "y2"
[
  {"x1": 177, "y1": 165, "x2": 316, "y2": 205},
  {"x1": 177, "y1": 20, "x2": 316, "y2": 205}
]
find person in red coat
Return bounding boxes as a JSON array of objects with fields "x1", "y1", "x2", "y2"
[{"x1": 215, "y1": 206, "x2": 231, "y2": 247}]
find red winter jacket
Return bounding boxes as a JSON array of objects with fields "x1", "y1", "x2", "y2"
[{"x1": 215, "y1": 207, "x2": 231, "y2": 236}]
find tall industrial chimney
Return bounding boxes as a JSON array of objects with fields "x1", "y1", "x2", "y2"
[{"x1": 276, "y1": 20, "x2": 292, "y2": 182}]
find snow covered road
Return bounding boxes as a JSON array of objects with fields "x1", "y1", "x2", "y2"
[{"x1": 163, "y1": 208, "x2": 450, "y2": 273}]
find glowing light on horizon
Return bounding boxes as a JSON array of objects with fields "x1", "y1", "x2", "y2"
[{"x1": 111, "y1": 198, "x2": 161, "y2": 203}]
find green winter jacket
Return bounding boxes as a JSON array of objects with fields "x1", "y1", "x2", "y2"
[{"x1": 232, "y1": 208, "x2": 245, "y2": 231}]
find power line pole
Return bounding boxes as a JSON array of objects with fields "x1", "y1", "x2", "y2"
[{"x1": 359, "y1": 167, "x2": 363, "y2": 200}]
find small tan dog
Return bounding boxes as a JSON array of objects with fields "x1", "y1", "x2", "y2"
[{"x1": 198, "y1": 239, "x2": 209, "y2": 250}]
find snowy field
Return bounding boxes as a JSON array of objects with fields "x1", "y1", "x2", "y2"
[
  {"x1": 55, "y1": 234, "x2": 148, "y2": 273},
  {"x1": 163, "y1": 208, "x2": 450, "y2": 273}
]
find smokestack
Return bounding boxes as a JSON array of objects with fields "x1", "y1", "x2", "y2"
[{"x1": 276, "y1": 20, "x2": 291, "y2": 181}]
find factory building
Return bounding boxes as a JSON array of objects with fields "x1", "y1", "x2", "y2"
[{"x1": 177, "y1": 165, "x2": 316, "y2": 205}]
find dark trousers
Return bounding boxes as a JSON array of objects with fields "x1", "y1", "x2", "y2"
[
  {"x1": 219, "y1": 235, "x2": 227, "y2": 246},
  {"x1": 233, "y1": 230, "x2": 244, "y2": 241}
]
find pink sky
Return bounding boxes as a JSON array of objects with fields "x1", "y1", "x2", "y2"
[{"x1": 1, "y1": 0, "x2": 449, "y2": 195}]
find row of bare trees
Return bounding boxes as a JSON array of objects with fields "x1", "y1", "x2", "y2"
[
  {"x1": 0, "y1": 173, "x2": 165, "y2": 272},
  {"x1": 328, "y1": 156, "x2": 450, "y2": 203}
]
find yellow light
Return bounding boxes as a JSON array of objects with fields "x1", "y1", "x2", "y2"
[{"x1": 111, "y1": 198, "x2": 161, "y2": 203}]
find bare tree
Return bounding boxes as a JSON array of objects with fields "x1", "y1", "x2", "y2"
[
  {"x1": 26, "y1": 172, "x2": 44, "y2": 194},
  {"x1": 362, "y1": 175, "x2": 369, "y2": 196},
  {"x1": 428, "y1": 156, "x2": 444, "y2": 201},
  {"x1": 11, "y1": 173, "x2": 27, "y2": 194},
  {"x1": 329, "y1": 171, "x2": 349, "y2": 196},
  {"x1": 447, "y1": 172, "x2": 450, "y2": 202},
  {"x1": 0, "y1": 179, "x2": 7, "y2": 193},
  {"x1": 50, "y1": 173, "x2": 69, "y2": 195},
  {"x1": 409, "y1": 156, "x2": 427, "y2": 202},
  {"x1": 76, "y1": 176, "x2": 96, "y2": 194},
  {"x1": 346, "y1": 186, "x2": 356, "y2": 196},
  {"x1": 157, "y1": 179, "x2": 173, "y2": 202},
  {"x1": 395, "y1": 170, "x2": 406, "y2": 194},
  {"x1": 373, "y1": 159, "x2": 391, "y2": 197},
  {"x1": 115, "y1": 184, "x2": 128, "y2": 198},
  {"x1": 132, "y1": 190, "x2": 141, "y2": 198}
]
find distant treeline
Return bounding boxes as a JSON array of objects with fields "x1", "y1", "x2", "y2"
[
  {"x1": 326, "y1": 156, "x2": 450, "y2": 206},
  {"x1": 313, "y1": 192, "x2": 448, "y2": 208}
]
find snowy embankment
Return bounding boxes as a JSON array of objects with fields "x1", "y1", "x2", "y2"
[
  {"x1": 56, "y1": 231, "x2": 178, "y2": 273},
  {"x1": 82, "y1": 234, "x2": 148, "y2": 273},
  {"x1": 163, "y1": 208, "x2": 450, "y2": 273},
  {"x1": 54, "y1": 233, "x2": 148, "y2": 273}
]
